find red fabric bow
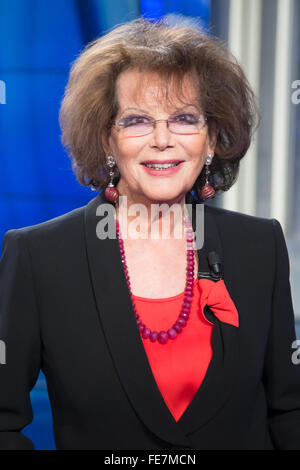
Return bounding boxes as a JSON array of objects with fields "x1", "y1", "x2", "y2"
[{"x1": 197, "y1": 278, "x2": 239, "y2": 328}]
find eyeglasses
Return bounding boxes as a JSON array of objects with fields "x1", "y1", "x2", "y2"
[{"x1": 111, "y1": 113, "x2": 207, "y2": 137}]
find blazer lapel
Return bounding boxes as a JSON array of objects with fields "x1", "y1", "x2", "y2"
[
  {"x1": 84, "y1": 191, "x2": 192, "y2": 448},
  {"x1": 178, "y1": 197, "x2": 239, "y2": 435},
  {"x1": 84, "y1": 191, "x2": 239, "y2": 446}
]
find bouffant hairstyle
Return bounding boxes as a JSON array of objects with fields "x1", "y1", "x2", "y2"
[{"x1": 59, "y1": 17, "x2": 259, "y2": 195}]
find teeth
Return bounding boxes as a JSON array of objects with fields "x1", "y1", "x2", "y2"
[{"x1": 144, "y1": 163, "x2": 179, "y2": 169}]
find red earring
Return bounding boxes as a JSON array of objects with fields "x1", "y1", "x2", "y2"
[
  {"x1": 104, "y1": 155, "x2": 119, "y2": 203},
  {"x1": 200, "y1": 154, "x2": 215, "y2": 200}
]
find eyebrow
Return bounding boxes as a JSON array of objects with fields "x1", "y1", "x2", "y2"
[{"x1": 119, "y1": 105, "x2": 200, "y2": 116}]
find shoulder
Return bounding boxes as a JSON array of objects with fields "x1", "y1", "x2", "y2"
[
  {"x1": 205, "y1": 202, "x2": 279, "y2": 237},
  {"x1": 205, "y1": 202, "x2": 274, "y2": 228},
  {"x1": 1, "y1": 200, "x2": 89, "y2": 256},
  {"x1": 204, "y1": 203, "x2": 284, "y2": 259},
  {"x1": 204, "y1": 203, "x2": 291, "y2": 284}
]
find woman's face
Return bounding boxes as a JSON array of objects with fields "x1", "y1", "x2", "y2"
[{"x1": 102, "y1": 69, "x2": 216, "y2": 206}]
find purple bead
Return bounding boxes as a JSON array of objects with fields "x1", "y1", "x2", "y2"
[
  {"x1": 158, "y1": 331, "x2": 169, "y2": 344},
  {"x1": 177, "y1": 318, "x2": 187, "y2": 327},
  {"x1": 180, "y1": 312, "x2": 189, "y2": 320},
  {"x1": 142, "y1": 327, "x2": 151, "y2": 339},
  {"x1": 150, "y1": 331, "x2": 158, "y2": 342},
  {"x1": 139, "y1": 324, "x2": 145, "y2": 332},
  {"x1": 184, "y1": 295, "x2": 193, "y2": 302},
  {"x1": 173, "y1": 323, "x2": 182, "y2": 333},
  {"x1": 183, "y1": 303, "x2": 191, "y2": 311},
  {"x1": 167, "y1": 328, "x2": 177, "y2": 339}
]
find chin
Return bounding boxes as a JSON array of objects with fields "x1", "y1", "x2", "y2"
[{"x1": 143, "y1": 190, "x2": 185, "y2": 205}]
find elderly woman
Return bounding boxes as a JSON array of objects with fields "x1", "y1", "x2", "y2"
[{"x1": 0, "y1": 18, "x2": 299, "y2": 451}]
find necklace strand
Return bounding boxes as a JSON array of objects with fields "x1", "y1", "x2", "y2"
[{"x1": 115, "y1": 217, "x2": 196, "y2": 344}]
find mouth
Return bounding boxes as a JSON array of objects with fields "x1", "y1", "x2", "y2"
[
  {"x1": 140, "y1": 160, "x2": 185, "y2": 177},
  {"x1": 140, "y1": 160, "x2": 185, "y2": 170}
]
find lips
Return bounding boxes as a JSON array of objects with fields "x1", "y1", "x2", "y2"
[
  {"x1": 141, "y1": 159, "x2": 185, "y2": 165},
  {"x1": 140, "y1": 160, "x2": 184, "y2": 177}
]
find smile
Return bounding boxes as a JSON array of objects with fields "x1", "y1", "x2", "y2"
[
  {"x1": 144, "y1": 163, "x2": 180, "y2": 169},
  {"x1": 141, "y1": 161, "x2": 184, "y2": 176}
]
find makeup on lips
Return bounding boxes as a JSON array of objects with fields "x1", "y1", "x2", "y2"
[{"x1": 140, "y1": 160, "x2": 185, "y2": 177}]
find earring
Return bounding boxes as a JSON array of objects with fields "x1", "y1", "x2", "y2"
[
  {"x1": 104, "y1": 155, "x2": 119, "y2": 203},
  {"x1": 200, "y1": 154, "x2": 215, "y2": 200}
]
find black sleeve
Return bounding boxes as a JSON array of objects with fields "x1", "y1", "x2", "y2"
[
  {"x1": 263, "y1": 218, "x2": 300, "y2": 449},
  {"x1": 0, "y1": 230, "x2": 42, "y2": 450}
]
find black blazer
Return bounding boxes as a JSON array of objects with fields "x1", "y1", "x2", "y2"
[{"x1": 0, "y1": 191, "x2": 300, "y2": 450}]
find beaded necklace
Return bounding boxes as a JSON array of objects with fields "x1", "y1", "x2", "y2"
[{"x1": 115, "y1": 213, "x2": 196, "y2": 344}]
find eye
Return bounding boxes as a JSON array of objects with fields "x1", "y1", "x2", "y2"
[
  {"x1": 119, "y1": 115, "x2": 152, "y2": 127},
  {"x1": 171, "y1": 113, "x2": 199, "y2": 124}
]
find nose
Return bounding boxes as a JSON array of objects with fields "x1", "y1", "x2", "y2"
[{"x1": 150, "y1": 120, "x2": 174, "y2": 150}]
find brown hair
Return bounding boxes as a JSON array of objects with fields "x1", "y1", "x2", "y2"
[{"x1": 59, "y1": 17, "x2": 260, "y2": 195}]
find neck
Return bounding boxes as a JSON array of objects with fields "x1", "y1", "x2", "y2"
[{"x1": 114, "y1": 192, "x2": 189, "y2": 241}]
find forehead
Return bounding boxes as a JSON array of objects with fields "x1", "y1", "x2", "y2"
[{"x1": 115, "y1": 69, "x2": 200, "y2": 113}]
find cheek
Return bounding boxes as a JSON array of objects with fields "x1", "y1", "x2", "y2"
[
  {"x1": 113, "y1": 138, "x2": 142, "y2": 161},
  {"x1": 184, "y1": 138, "x2": 208, "y2": 164}
]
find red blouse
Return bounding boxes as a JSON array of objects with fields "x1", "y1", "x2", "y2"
[{"x1": 132, "y1": 278, "x2": 239, "y2": 422}]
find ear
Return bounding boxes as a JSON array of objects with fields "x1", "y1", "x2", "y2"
[
  {"x1": 207, "y1": 121, "x2": 219, "y2": 156},
  {"x1": 101, "y1": 128, "x2": 111, "y2": 156}
]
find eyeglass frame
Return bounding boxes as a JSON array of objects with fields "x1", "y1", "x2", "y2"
[{"x1": 110, "y1": 114, "x2": 208, "y2": 137}]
